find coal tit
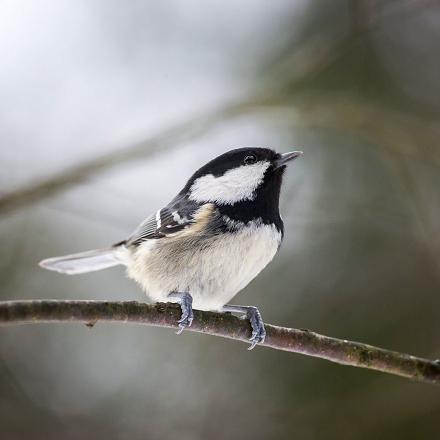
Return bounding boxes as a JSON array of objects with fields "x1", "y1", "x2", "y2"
[{"x1": 40, "y1": 147, "x2": 303, "y2": 349}]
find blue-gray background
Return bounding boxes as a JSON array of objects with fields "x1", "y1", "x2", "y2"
[{"x1": 1, "y1": 1, "x2": 439, "y2": 438}]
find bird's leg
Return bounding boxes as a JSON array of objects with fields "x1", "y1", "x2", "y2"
[
  {"x1": 221, "y1": 304, "x2": 266, "y2": 350},
  {"x1": 168, "y1": 291, "x2": 194, "y2": 334}
]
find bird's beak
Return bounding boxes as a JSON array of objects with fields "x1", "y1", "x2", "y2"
[{"x1": 274, "y1": 151, "x2": 303, "y2": 169}]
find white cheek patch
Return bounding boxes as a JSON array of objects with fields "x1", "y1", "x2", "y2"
[{"x1": 189, "y1": 161, "x2": 270, "y2": 204}]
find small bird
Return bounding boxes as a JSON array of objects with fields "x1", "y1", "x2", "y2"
[{"x1": 40, "y1": 147, "x2": 303, "y2": 349}]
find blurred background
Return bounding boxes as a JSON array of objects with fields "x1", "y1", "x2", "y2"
[{"x1": 1, "y1": 0, "x2": 439, "y2": 438}]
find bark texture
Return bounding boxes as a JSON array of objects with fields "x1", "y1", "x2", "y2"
[{"x1": 0, "y1": 300, "x2": 439, "y2": 385}]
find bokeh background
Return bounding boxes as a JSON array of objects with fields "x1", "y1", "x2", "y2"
[{"x1": 1, "y1": 1, "x2": 439, "y2": 438}]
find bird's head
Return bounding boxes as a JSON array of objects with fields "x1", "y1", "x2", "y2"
[{"x1": 182, "y1": 147, "x2": 303, "y2": 205}]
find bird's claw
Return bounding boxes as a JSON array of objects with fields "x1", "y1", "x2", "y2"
[
  {"x1": 222, "y1": 304, "x2": 266, "y2": 350},
  {"x1": 168, "y1": 292, "x2": 193, "y2": 334},
  {"x1": 246, "y1": 306, "x2": 266, "y2": 350},
  {"x1": 176, "y1": 307, "x2": 193, "y2": 334}
]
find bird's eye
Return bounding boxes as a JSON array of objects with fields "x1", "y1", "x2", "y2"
[{"x1": 243, "y1": 154, "x2": 257, "y2": 165}]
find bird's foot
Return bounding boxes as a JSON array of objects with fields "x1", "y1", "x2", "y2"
[
  {"x1": 222, "y1": 304, "x2": 266, "y2": 350},
  {"x1": 168, "y1": 292, "x2": 193, "y2": 334},
  {"x1": 246, "y1": 306, "x2": 266, "y2": 350}
]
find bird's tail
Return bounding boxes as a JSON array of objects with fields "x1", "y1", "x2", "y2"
[{"x1": 39, "y1": 247, "x2": 122, "y2": 275}]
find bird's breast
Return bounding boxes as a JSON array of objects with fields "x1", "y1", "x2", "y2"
[{"x1": 124, "y1": 220, "x2": 282, "y2": 310}]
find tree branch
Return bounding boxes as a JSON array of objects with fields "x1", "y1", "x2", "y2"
[{"x1": 0, "y1": 300, "x2": 438, "y2": 385}]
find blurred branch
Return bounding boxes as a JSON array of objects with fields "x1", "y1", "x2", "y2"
[
  {"x1": 0, "y1": 101, "x2": 253, "y2": 215},
  {"x1": 264, "y1": 0, "x2": 435, "y2": 91},
  {"x1": 0, "y1": 300, "x2": 439, "y2": 385},
  {"x1": 265, "y1": 94, "x2": 440, "y2": 164},
  {"x1": 2, "y1": 91, "x2": 438, "y2": 217}
]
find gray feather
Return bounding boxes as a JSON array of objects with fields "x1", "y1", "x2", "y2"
[{"x1": 39, "y1": 248, "x2": 121, "y2": 275}]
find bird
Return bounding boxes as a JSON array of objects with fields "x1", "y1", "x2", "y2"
[{"x1": 40, "y1": 147, "x2": 303, "y2": 349}]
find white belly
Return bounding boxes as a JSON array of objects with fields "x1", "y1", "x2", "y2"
[{"x1": 118, "y1": 222, "x2": 282, "y2": 311}]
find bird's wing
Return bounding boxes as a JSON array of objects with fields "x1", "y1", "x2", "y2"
[{"x1": 125, "y1": 195, "x2": 202, "y2": 245}]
